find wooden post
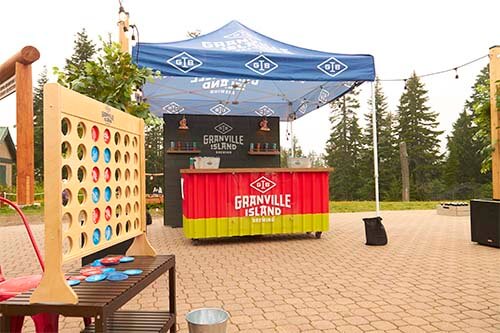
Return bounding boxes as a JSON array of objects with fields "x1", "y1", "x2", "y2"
[
  {"x1": 118, "y1": 8, "x2": 129, "y2": 53},
  {"x1": 15, "y1": 63, "x2": 34, "y2": 205},
  {"x1": 0, "y1": 46, "x2": 39, "y2": 83},
  {"x1": 490, "y1": 46, "x2": 500, "y2": 199},
  {"x1": 0, "y1": 46, "x2": 39, "y2": 205},
  {"x1": 400, "y1": 142, "x2": 410, "y2": 202}
]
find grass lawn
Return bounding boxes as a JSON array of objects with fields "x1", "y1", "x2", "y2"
[
  {"x1": 0, "y1": 201, "x2": 443, "y2": 215},
  {"x1": 330, "y1": 201, "x2": 443, "y2": 213},
  {"x1": 0, "y1": 204, "x2": 42, "y2": 215}
]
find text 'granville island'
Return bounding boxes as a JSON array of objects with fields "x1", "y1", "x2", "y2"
[
  {"x1": 234, "y1": 194, "x2": 292, "y2": 216},
  {"x1": 203, "y1": 134, "x2": 244, "y2": 150}
]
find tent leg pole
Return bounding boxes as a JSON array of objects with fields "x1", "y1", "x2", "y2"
[
  {"x1": 288, "y1": 103, "x2": 295, "y2": 158},
  {"x1": 371, "y1": 82, "x2": 380, "y2": 217}
]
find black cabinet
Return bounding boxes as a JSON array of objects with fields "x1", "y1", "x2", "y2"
[
  {"x1": 470, "y1": 199, "x2": 500, "y2": 248},
  {"x1": 163, "y1": 114, "x2": 280, "y2": 228}
]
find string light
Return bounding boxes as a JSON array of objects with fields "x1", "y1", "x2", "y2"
[{"x1": 379, "y1": 54, "x2": 487, "y2": 82}]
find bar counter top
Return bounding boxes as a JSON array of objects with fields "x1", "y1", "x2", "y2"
[{"x1": 180, "y1": 167, "x2": 333, "y2": 174}]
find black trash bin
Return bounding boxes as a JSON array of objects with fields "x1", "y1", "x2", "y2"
[{"x1": 363, "y1": 216, "x2": 388, "y2": 246}]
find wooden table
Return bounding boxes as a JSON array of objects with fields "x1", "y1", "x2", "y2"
[{"x1": 0, "y1": 255, "x2": 176, "y2": 333}]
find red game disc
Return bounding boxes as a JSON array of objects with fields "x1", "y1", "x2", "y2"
[
  {"x1": 105, "y1": 206, "x2": 112, "y2": 221},
  {"x1": 92, "y1": 208, "x2": 101, "y2": 224},
  {"x1": 104, "y1": 168, "x2": 111, "y2": 182},
  {"x1": 80, "y1": 267, "x2": 103, "y2": 276},
  {"x1": 69, "y1": 275, "x2": 88, "y2": 281},
  {"x1": 91, "y1": 126, "x2": 99, "y2": 141},
  {"x1": 92, "y1": 167, "x2": 100, "y2": 182},
  {"x1": 100, "y1": 257, "x2": 120, "y2": 266},
  {"x1": 103, "y1": 129, "x2": 111, "y2": 144}
]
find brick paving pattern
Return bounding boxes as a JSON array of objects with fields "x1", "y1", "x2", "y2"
[{"x1": 0, "y1": 210, "x2": 499, "y2": 332}]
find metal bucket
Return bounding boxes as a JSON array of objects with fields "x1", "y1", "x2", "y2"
[{"x1": 186, "y1": 308, "x2": 229, "y2": 333}]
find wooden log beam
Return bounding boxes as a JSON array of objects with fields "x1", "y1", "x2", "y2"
[
  {"x1": 15, "y1": 62, "x2": 34, "y2": 205},
  {"x1": 0, "y1": 46, "x2": 40, "y2": 83},
  {"x1": 490, "y1": 46, "x2": 500, "y2": 199}
]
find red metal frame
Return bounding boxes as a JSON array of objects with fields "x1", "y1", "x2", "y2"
[{"x1": 0, "y1": 197, "x2": 44, "y2": 271}]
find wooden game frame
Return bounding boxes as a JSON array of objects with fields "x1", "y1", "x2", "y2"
[{"x1": 30, "y1": 83, "x2": 155, "y2": 304}]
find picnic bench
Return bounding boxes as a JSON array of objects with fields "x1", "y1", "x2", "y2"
[{"x1": 0, "y1": 255, "x2": 176, "y2": 332}]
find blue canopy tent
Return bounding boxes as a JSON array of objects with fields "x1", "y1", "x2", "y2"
[
  {"x1": 132, "y1": 20, "x2": 381, "y2": 214},
  {"x1": 133, "y1": 20, "x2": 375, "y2": 120}
]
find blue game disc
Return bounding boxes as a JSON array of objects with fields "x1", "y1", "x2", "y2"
[
  {"x1": 102, "y1": 267, "x2": 116, "y2": 275},
  {"x1": 123, "y1": 269, "x2": 143, "y2": 276},
  {"x1": 106, "y1": 272, "x2": 129, "y2": 281},
  {"x1": 85, "y1": 274, "x2": 107, "y2": 282},
  {"x1": 105, "y1": 225, "x2": 112, "y2": 240},
  {"x1": 119, "y1": 256, "x2": 135, "y2": 263},
  {"x1": 104, "y1": 148, "x2": 111, "y2": 163},
  {"x1": 92, "y1": 187, "x2": 100, "y2": 203},
  {"x1": 104, "y1": 187, "x2": 112, "y2": 202},
  {"x1": 91, "y1": 259, "x2": 102, "y2": 267},
  {"x1": 91, "y1": 146, "x2": 99, "y2": 162},
  {"x1": 68, "y1": 279, "x2": 80, "y2": 286},
  {"x1": 93, "y1": 228, "x2": 101, "y2": 245}
]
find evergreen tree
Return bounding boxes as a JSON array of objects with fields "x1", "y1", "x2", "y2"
[
  {"x1": 145, "y1": 123, "x2": 164, "y2": 193},
  {"x1": 325, "y1": 90, "x2": 362, "y2": 200},
  {"x1": 467, "y1": 65, "x2": 491, "y2": 173},
  {"x1": 396, "y1": 73, "x2": 444, "y2": 200},
  {"x1": 444, "y1": 109, "x2": 488, "y2": 198},
  {"x1": 359, "y1": 80, "x2": 400, "y2": 200},
  {"x1": 63, "y1": 29, "x2": 96, "y2": 75},
  {"x1": 33, "y1": 68, "x2": 48, "y2": 182}
]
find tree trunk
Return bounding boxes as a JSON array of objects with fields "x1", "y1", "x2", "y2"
[{"x1": 400, "y1": 142, "x2": 410, "y2": 201}]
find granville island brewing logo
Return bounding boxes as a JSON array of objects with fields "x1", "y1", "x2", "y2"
[
  {"x1": 234, "y1": 176, "x2": 292, "y2": 223},
  {"x1": 203, "y1": 122, "x2": 244, "y2": 155}
]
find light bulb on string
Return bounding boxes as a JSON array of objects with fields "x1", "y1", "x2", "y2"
[
  {"x1": 454, "y1": 68, "x2": 459, "y2": 79},
  {"x1": 403, "y1": 79, "x2": 408, "y2": 90}
]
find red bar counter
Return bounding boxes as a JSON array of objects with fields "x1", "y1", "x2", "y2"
[{"x1": 180, "y1": 168, "x2": 331, "y2": 239}]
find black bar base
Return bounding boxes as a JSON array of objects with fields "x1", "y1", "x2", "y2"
[
  {"x1": 363, "y1": 216, "x2": 388, "y2": 246},
  {"x1": 470, "y1": 199, "x2": 500, "y2": 248}
]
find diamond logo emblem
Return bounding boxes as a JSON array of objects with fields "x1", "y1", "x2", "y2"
[
  {"x1": 298, "y1": 101, "x2": 308, "y2": 114},
  {"x1": 250, "y1": 176, "x2": 277, "y2": 194},
  {"x1": 167, "y1": 51, "x2": 203, "y2": 73},
  {"x1": 214, "y1": 122, "x2": 233, "y2": 135},
  {"x1": 210, "y1": 104, "x2": 231, "y2": 115},
  {"x1": 318, "y1": 89, "x2": 330, "y2": 104},
  {"x1": 224, "y1": 29, "x2": 254, "y2": 39},
  {"x1": 162, "y1": 102, "x2": 184, "y2": 114},
  {"x1": 317, "y1": 57, "x2": 348, "y2": 78},
  {"x1": 255, "y1": 105, "x2": 274, "y2": 116},
  {"x1": 245, "y1": 55, "x2": 278, "y2": 75}
]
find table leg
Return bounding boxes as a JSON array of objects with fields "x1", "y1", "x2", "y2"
[
  {"x1": 94, "y1": 313, "x2": 107, "y2": 332},
  {"x1": 0, "y1": 314, "x2": 10, "y2": 332},
  {"x1": 0, "y1": 314, "x2": 25, "y2": 333},
  {"x1": 169, "y1": 265, "x2": 176, "y2": 333}
]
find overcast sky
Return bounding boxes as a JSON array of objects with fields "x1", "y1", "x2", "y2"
[{"x1": 1, "y1": 0, "x2": 498, "y2": 154}]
